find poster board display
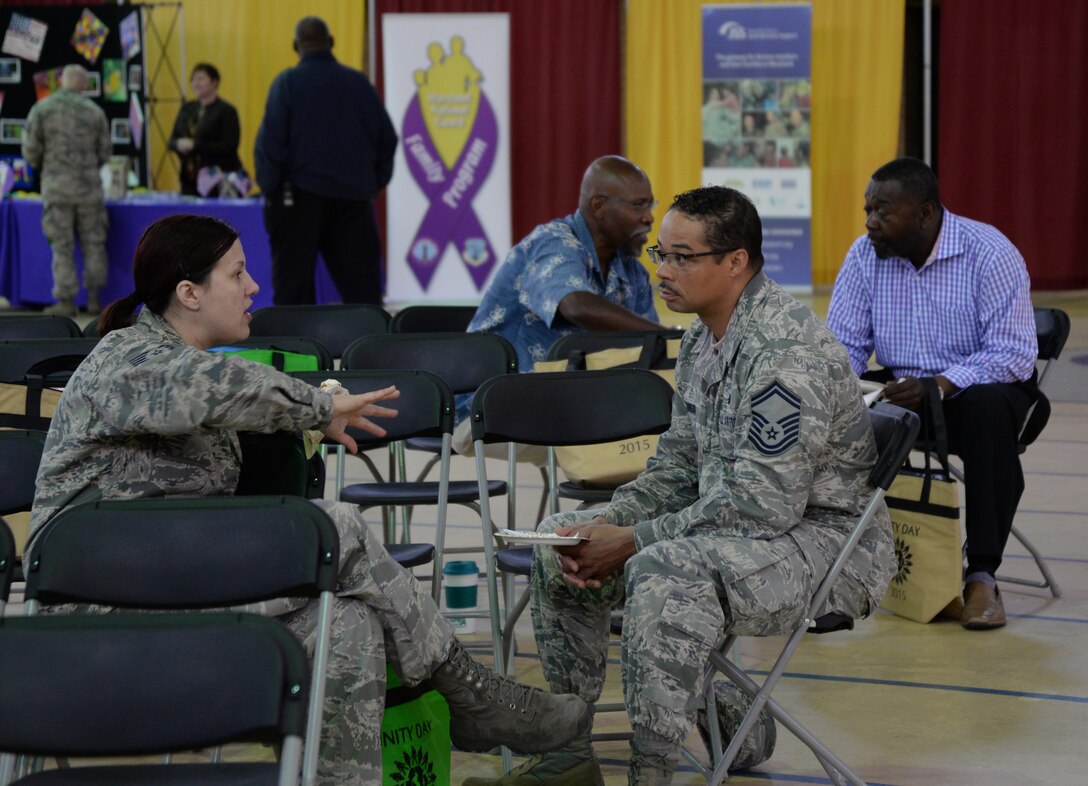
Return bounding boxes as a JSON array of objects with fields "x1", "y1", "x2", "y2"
[{"x1": 0, "y1": 5, "x2": 149, "y2": 192}]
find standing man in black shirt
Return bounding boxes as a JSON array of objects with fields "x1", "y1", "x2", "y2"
[{"x1": 255, "y1": 17, "x2": 397, "y2": 305}]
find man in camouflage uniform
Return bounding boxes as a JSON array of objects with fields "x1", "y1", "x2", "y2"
[
  {"x1": 29, "y1": 306, "x2": 591, "y2": 785},
  {"x1": 465, "y1": 187, "x2": 895, "y2": 786},
  {"x1": 21, "y1": 64, "x2": 110, "y2": 316}
]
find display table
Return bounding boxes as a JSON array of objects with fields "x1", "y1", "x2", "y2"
[{"x1": 0, "y1": 197, "x2": 339, "y2": 309}]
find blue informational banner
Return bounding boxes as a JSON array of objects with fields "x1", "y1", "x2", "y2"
[{"x1": 701, "y1": 4, "x2": 812, "y2": 290}]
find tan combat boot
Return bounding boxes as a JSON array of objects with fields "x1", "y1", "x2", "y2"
[
  {"x1": 44, "y1": 299, "x2": 76, "y2": 317},
  {"x1": 85, "y1": 291, "x2": 102, "y2": 315},
  {"x1": 628, "y1": 738, "x2": 678, "y2": 786},
  {"x1": 628, "y1": 753, "x2": 675, "y2": 786},
  {"x1": 428, "y1": 640, "x2": 592, "y2": 756}
]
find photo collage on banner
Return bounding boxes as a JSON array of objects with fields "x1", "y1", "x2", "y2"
[
  {"x1": 0, "y1": 6, "x2": 148, "y2": 195},
  {"x1": 383, "y1": 13, "x2": 511, "y2": 303},
  {"x1": 702, "y1": 3, "x2": 812, "y2": 290}
]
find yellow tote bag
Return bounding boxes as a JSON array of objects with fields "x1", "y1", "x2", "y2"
[
  {"x1": 879, "y1": 379, "x2": 963, "y2": 623},
  {"x1": 533, "y1": 339, "x2": 679, "y2": 486},
  {"x1": 0, "y1": 382, "x2": 61, "y2": 430},
  {"x1": 880, "y1": 468, "x2": 963, "y2": 622}
]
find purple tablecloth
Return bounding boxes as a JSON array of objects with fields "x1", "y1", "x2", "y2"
[{"x1": 0, "y1": 197, "x2": 339, "y2": 309}]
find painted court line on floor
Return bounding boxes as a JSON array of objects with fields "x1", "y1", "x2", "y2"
[
  {"x1": 751, "y1": 670, "x2": 1088, "y2": 705},
  {"x1": 596, "y1": 756, "x2": 900, "y2": 786}
]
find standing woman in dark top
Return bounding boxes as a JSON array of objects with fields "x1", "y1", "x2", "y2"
[{"x1": 168, "y1": 63, "x2": 243, "y2": 196}]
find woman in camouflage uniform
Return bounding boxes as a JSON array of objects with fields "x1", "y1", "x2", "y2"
[{"x1": 27, "y1": 214, "x2": 590, "y2": 785}]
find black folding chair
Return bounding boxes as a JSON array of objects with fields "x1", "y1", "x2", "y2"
[
  {"x1": 0, "y1": 521, "x2": 14, "y2": 618},
  {"x1": 0, "y1": 430, "x2": 46, "y2": 521},
  {"x1": 0, "y1": 338, "x2": 98, "y2": 385},
  {"x1": 21, "y1": 495, "x2": 340, "y2": 786},
  {"x1": 0, "y1": 340, "x2": 96, "y2": 431},
  {"x1": 469, "y1": 369, "x2": 675, "y2": 672},
  {"x1": 249, "y1": 304, "x2": 390, "y2": 360},
  {"x1": 470, "y1": 369, "x2": 674, "y2": 771},
  {"x1": 928, "y1": 307, "x2": 1070, "y2": 597},
  {"x1": 0, "y1": 315, "x2": 82, "y2": 340},
  {"x1": 544, "y1": 329, "x2": 682, "y2": 508},
  {"x1": 341, "y1": 332, "x2": 516, "y2": 407},
  {"x1": 340, "y1": 332, "x2": 516, "y2": 540},
  {"x1": 992, "y1": 306, "x2": 1070, "y2": 596},
  {"x1": 292, "y1": 370, "x2": 471, "y2": 600},
  {"x1": 545, "y1": 328, "x2": 685, "y2": 366},
  {"x1": 389, "y1": 305, "x2": 478, "y2": 334},
  {"x1": 237, "y1": 431, "x2": 326, "y2": 500},
  {"x1": 0, "y1": 612, "x2": 307, "y2": 786},
  {"x1": 688, "y1": 402, "x2": 920, "y2": 786},
  {"x1": 0, "y1": 429, "x2": 47, "y2": 603}
]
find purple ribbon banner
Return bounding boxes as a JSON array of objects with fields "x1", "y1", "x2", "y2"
[{"x1": 402, "y1": 93, "x2": 499, "y2": 291}]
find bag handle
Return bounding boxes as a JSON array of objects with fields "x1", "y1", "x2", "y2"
[
  {"x1": 22, "y1": 355, "x2": 85, "y2": 418},
  {"x1": 637, "y1": 333, "x2": 675, "y2": 370},
  {"x1": 561, "y1": 334, "x2": 676, "y2": 372},
  {"x1": 920, "y1": 377, "x2": 951, "y2": 470},
  {"x1": 25, "y1": 354, "x2": 85, "y2": 380},
  {"x1": 564, "y1": 349, "x2": 587, "y2": 371},
  {"x1": 916, "y1": 377, "x2": 952, "y2": 503}
]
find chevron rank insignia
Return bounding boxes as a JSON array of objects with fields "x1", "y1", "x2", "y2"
[{"x1": 748, "y1": 380, "x2": 801, "y2": 455}]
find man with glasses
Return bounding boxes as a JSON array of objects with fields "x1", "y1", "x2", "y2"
[
  {"x1": 465, "y1": 186, "x2": 894, "y2": 785},
  {"x1": 455, "y1": 156, "x2": 661, "y2": 442}
]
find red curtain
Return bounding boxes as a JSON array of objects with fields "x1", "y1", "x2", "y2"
[
  {"x1": 374, "y1": 0, "x2": 622, "y2": 246},
  {"x1": 938, "y1": 0, "x2": 1088, "y2": 290}
]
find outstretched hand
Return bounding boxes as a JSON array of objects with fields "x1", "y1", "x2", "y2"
[{"x1": 323, "y1": 385, "x2": 400, "y2": 453}]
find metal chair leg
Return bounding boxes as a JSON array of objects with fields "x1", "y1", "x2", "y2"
[
  {"x1": 707, "y1": 648, "x2": 868, "y2": 786},
  {"x1": 996, "y1": 524, "x2": 1063, "y2": 597},
  {"x1": 944, "y1": 455, "x2": 1061, "y2": 597}
]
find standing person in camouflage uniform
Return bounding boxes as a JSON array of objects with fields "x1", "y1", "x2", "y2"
[
  {"x1": 21, "y1": 65, "x2": 111, "y2": 317},
  {"x1": 464, "y1": 187, "x2": 895, "y2": 786},
  {"x1": 27, "y1": 214, "x2": 592, "y2": 786}
]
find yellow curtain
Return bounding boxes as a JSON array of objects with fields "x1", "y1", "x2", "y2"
[
  {"x1": 625, "y1": 0, "x2": 904, "y2": 286},
  {"x1": 137, "y1": 0, "x2": 365, "y2": 192}
]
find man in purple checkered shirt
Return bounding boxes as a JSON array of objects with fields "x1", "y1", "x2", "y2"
[{"x1": 827, "y1": 157, "x2": 1039, "y2": 631}]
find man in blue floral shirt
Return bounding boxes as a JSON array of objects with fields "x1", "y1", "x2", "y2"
[{"x1": 455, "y1": 156, "x2": 661, "y2": 434}]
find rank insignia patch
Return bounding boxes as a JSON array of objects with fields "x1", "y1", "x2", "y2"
[{"x1": 748, "y1": 380, "x2": 801, "y2": 455}]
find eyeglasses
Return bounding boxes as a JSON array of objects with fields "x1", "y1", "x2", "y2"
[
  {"x1": 646, "y1": 245, "x2": 737, "y2": 271},
  {"x1": 602, "y1": 196, "x2": 658, "y2": 212}
]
